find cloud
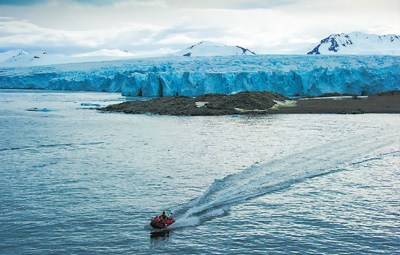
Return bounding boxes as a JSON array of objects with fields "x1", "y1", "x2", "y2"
[
  {"x1": 71, "y1": 0, "x2": 140, "y2": 6},
  {"x1": 0, "y1": 18, "x2": 163, "y2": 52},
  {"x1": 0, "y1": 0, "x2": 48, "y2": 5},
  {"x1": 167, "y1": 0, "x2": 298, "y2": 9},
  {"x1": 0, "y1": 0, "x2": 398, "y2": 55},
  {"x1": 0, "y1": 0, "x2": 297, "y2": 9},
  {"x1": 72, "y1": 48, "x2": 136, "y2": 57}
]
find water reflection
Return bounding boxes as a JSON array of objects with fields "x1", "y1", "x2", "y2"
[{"x1": 150, "y1": 229, "x2": 172, "y2": 240}]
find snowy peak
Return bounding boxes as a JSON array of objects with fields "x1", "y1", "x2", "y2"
[
  {"x1": 0, "y1": 49, "x2": 138, "y2": 67},
  {"x1": 307, "y1": 32, "x2": 400, "y2": 55},
  {"x1": 180, "y1": 41, "x2": 256, "y2": 57},
  {"x1": 0, "y1": 49, "x2": 29, "y2": 63},
  {"x1": 0, "y1": 50, "x2": 50, "y2": 65}
]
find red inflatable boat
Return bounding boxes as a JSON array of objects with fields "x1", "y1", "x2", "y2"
[{"x1": 150, "y1": 216, "x2": 175, "y2": 229}]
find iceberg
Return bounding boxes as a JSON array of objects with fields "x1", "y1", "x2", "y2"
[
  {"x1": 0, "y1": 55, "x2": 399, "y2": 97},
  {"x1": 26, "y1": 107, "x2": 52, "y2": 112},
  {"x1": 80, "y1": 103, "x2": 103, "y2": 107}
]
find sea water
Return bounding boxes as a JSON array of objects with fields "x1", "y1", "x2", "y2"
[{"x1": 0, "y1": 90, "x2": 399, "y2": 254}]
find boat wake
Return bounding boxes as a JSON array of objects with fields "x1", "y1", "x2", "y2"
[{"x1": 168, "y1": 131, "x2": 399, "y2": 229}]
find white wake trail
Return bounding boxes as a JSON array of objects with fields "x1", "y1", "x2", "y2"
[{"x1": 170, "y1": 131, "x2": 399, "y2": 228}]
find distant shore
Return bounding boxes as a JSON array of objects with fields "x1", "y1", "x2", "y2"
[{"x1": 99, "y1": 90, "x2": 400, "y2": 116}]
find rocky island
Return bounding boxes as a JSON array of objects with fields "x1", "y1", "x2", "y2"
[{"x1": 99, "y1": 90, "x2": 400, "y2": 116}]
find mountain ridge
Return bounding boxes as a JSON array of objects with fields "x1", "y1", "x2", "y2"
[
  {"x1": 308, "y1": 32, "x2": 400, "y2": 55},
  {"x1": 180, "y1": 41, "x2": 256, "y2": 57}
]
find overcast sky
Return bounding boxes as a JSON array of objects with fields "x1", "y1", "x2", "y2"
[{"x1": 0, "y1": 0, "x2": 399, "y2": 55}]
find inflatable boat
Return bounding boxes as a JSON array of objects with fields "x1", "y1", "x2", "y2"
[{"x1": 150, "y1": 216, "x2": 175, "y2": 229}]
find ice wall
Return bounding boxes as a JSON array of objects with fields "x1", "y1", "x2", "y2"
[{"x1": 0, "y1": 55, "x2": 399, "y2": 97}]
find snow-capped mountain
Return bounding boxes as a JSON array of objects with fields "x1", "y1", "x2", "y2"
[
  {"x1": 0, "y1": 49, "x2": 138, "y2": 67},
  {"x1": 179, "y1": 41, "x2": 256, "y2": 57},
  {"x1": 0, "y1": 49, "x2": 30, "y2": 63},
  {"x1": 0, "y1": 50, "x2": 69, "y2": 66},
  {"x1": 307, "y1": 32, "x2": 400, "y2": 55}
]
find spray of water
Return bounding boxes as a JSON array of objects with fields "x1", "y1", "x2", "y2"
[{"x1": 167, "y1": 131, "x2": 399, "y2": 229}]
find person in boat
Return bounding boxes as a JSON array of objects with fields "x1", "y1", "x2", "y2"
[{"x1": 160, "y1": 211, "x2": 174, "y2": 224}]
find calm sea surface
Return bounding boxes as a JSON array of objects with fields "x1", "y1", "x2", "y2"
[{"x1": 0, "y1": 90, "x2": 399, "y2": 254}]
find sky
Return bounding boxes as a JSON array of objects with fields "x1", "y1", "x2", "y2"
[{"x1": 0, "y1": 0, "x2": 399, "y2": 56}]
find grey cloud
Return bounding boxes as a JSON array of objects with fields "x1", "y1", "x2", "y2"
[
  {"x1": 228, "y1": 0, "x2": 298, "y2": 9},
  {"x1": 0, "y1": 0, "x2": 48, "y2": 5},
  {"x1": 0, "y1": 0, "x2": 298, "y2": 8},
  {"x1": 71, "y1": 0, "x2": 131, "y2": 5},
  {"x1": 167, "y1": 0, "x2": 298, "y2": 9},
  {"x1": 0, "y1": 18, "x2": 164, "y2": 53},
  {"x1": 153, "y1": 26, "x2": 226, "y2": 41},
  {"x1": 71, "y1": 0, "x2": 298, "y2": 9},
  {"x1": 0, "y1": 0, "x2": 129, "y2": 6}
]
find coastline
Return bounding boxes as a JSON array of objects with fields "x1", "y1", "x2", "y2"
[{"x1": 99, "y1": 91, "x2": 400, "y2": 116}]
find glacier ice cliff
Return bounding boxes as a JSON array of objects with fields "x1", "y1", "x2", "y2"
[{"x1": 0, "y1": 55, "x2": 399, "y2": 97}]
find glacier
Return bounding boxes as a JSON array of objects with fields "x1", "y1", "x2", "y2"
[{"x1": 0, "y1": 55, "x2": 399, "y2": 97}]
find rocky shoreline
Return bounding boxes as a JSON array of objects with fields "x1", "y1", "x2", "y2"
[{"x1": 99, "y1": 91, "x2": 400, "y2": 116}]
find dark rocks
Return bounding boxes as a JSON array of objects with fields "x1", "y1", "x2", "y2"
[
  {"x1": 99, "y1": 90, "x2": 400, "y2": 116},
  {"x1": 100, "y1": 91, "x2": 286, "y2": 116}
]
